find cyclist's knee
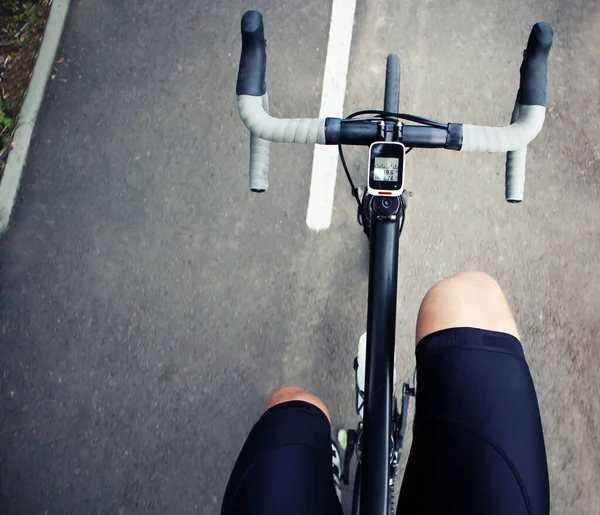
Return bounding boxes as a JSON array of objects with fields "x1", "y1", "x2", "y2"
[
  {"x1": 416, "y1": 271, "x2": 519, "y2": 344},
  {"x1": 447, "y1": 271, "x2": 505, "y2": 298},
  {"x1": 266, "y1": 386, "x2": 331, "y2": 422}
]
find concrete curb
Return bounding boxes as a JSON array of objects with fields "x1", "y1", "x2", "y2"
[{"x1": 0, "y1": 0, "x2": 71, "y2": 234}]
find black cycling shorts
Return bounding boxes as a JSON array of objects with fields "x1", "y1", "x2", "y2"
[{"x1": 221, "y1": 328, "x2": 550, "y2": 515}]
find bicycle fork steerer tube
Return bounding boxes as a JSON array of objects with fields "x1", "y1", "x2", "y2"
[{"x1": 361, "y1": 196, "x2": 401, "y2": 514}]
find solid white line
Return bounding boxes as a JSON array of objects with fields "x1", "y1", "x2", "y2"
[
  {"x1": 0, "y1": 0, "x2": 71, "y2": 234},
  {"x1": 306, "y1": 0, "x2": 357, "y2": 231}
]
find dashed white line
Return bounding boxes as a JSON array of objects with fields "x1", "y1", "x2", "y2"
[{"x1": 305, "y1": 0, "x2": 357, "y2": 231}]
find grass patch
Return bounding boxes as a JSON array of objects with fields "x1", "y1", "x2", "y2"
[{"x1": 1, "y1": 0, "x2": 51, "y2": 164}]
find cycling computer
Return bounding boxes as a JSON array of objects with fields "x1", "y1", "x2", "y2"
[{"x1": 367, "y1": 142, "x2": 405, "y2": 197}]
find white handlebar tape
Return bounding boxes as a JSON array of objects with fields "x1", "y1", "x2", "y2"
[
  {"x1": 238, "y1": 95, "x2": 327, "y2": 144},
  {"x1": 461, "y1": 105, "x2": 545, "y2": 152},
  {"x1": 506, "y1": 146, "x2": 528, "y2": 202},
  {"x1": 505, "y1": 100, "x2": 526, "y2": 202},
  {"x1": 249, "y1": 94, "x2": 271, "y2": 191}
]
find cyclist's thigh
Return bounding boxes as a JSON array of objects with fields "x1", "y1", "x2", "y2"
[
  {"x1": 397, "y1": 328, "x2": 549, "y2": 514},
  {"x1": 221, "y1": 400, "x2": 342, "y2": 515}
]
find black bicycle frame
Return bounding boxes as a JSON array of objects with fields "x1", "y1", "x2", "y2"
[
  {"x1": 360, "y1": 211, "x2": 401, "y2": 514},
  {"x1": 235, "y1": 11, "x2": 554, "y2": 515}
]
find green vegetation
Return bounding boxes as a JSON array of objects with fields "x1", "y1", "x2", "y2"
[
  {"x1": 1, "y1": 1, "x2": 51, "y2": 158},
  {"x1": 0, "y1": 101, "x2": 16, "y2": 149}
]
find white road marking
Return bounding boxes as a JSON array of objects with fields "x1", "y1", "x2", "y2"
[{"x1": 306, "y1": 0, "x2": 357, "y2": 231}]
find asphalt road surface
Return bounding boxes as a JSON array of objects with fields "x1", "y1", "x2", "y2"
[{"x1": 1, "y1": 0, "x2": 599, "y2": 513}]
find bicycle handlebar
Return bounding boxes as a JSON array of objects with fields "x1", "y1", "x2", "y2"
[
  {"x1": 236, "y1": 11, "x2": 553, "y2": 201},
  {"x1": 508, "y1": 22, "x2": 553, "y2": 202}
]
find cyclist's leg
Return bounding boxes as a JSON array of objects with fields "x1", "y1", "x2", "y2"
[
  {"x1": 221, "y1": 386, "x2": 342, "y2": 515},
  {"x1": 415, "y1": 271, "x2": 520, "y2": 342},
  {"x1": 398, "y1": 272, "x2": 550, "y2": 514},
  {"x1": 266, "y1": 385, "x2": 331, "y2": 419}
]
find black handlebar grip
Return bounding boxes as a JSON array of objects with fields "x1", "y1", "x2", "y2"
[
  {"x1": 236, "y1": 11, "x2": 267, "y2": 96},
  {"x1": 519, "y1": 22, "x2": 553, "y2": 106}
]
